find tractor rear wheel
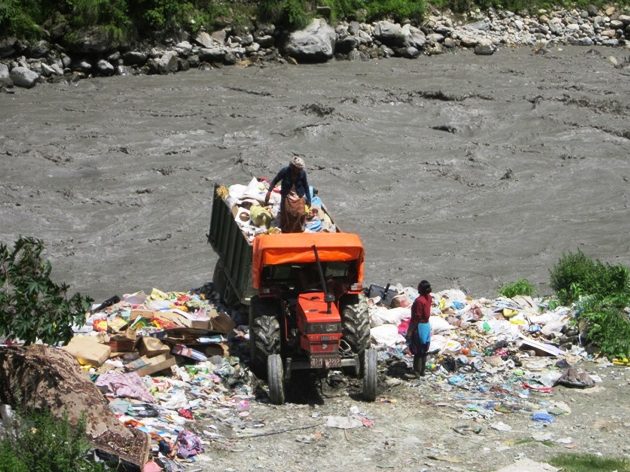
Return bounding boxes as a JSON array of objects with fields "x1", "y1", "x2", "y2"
[
  {"x1": 342, "y1": 294, "x2": 370, "y2": 357},
  {"x1": 267, "y1": 354, "x2": 285, "y2": 405},
  {"x1": 362, "y1": 347, "x2": 377, "y2": 402}
]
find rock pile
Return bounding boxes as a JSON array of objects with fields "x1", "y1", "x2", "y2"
[{"x1": 0, "y1": 6, "x2": 628, "y2": 88}]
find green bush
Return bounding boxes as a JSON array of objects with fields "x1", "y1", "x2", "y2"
[
  {"x1": 549, "y1": 250, "x2": 629, "y2": 305},
  {"x1": 498, "y1": 278, "x2": 536, "y2": 298},
  {"x1": 0, "y1": 410, "x2": 105, "y2": 472},
  {"x1": 577, "y1": 293, "x2": 630, "y2": 359},
  {"x1": 365, "y1": 0, "x2": 426, "y2": 22},
  {"x1": 259, "y1": 0, "x2": 311, "y2": 31},
  {"x1": 0, "y1": 237, "x2": 92, "y2": 345},
  {"x1": 0, "y1": 0, "x2": 43, "y2": 38}
]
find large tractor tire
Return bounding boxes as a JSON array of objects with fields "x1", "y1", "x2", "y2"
[
  {"x1": 249, "y1": 298, "x2": 281, "y2": 376},
  {"x1": 362, "y1": 347, "x2": 377, "y2": 402},
  {"x1": 342, "y1": 294, "x2": 370, "y2": 356},
  {"x1": 267, "y1": 354, "x2": 285, "y2": 405},
  {"x1": 251, "y1": 315, "x2": 280, "y2": 358}
]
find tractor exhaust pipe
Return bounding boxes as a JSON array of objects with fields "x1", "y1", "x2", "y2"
[{"x1": 312, "y1": 245, "x2": 335, "y2": 313}]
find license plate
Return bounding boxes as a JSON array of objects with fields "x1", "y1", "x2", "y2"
[{"x1": 310, "y1": 356, "x2": 342, "y2": 368}]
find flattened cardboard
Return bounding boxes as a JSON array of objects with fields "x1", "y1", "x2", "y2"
[
  {"x1": 63, "y1": 336, "x2": 111, "y2": 367},
  {"x1": 130, "y1": 309, "x2": 157, "y2": 320}
]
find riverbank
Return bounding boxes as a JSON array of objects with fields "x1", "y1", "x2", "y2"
[{"x1": 1, "y1": 5, "x2": 629, "y2": 90}]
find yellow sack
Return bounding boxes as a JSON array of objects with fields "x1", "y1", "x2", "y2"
[
  {"x1": 250, "y1": 204, "x2": 273, "y2": 228},
  {"x1": 502, "y1": 308, "x2": 519, "y2": 319}
]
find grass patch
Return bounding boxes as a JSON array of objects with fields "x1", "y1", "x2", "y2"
[
  {"x1": 0, "y1": 410, "x2": 105, "y2": 472},
  {"x1": 498, "y1": 278, "x2": 536, "y2": 298},
  {"x1": 550, "y1": 453, "x2": 630, "y2": 472}
]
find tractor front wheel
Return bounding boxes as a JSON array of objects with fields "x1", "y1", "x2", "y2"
[
  {"x1": 267, "y1": 354, "x2": 285, "y2": 405},
  {"x1": 362, "y1": 347, "x2": 377, "y2": 402}
]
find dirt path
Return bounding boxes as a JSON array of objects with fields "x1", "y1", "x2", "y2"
[{"x1": 192, "y1": 362, "x2": 629, "y2": 471}]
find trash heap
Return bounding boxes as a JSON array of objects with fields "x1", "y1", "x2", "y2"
[
  {"x1": 367, "y1": 284, "x2": 599, "y2": 433},
  {"x1": 63, "y1": 287, "x2": 255, "y2": 469},
  {"x1": 217, "y1": 177, "x2": 336, "y2": 243}
]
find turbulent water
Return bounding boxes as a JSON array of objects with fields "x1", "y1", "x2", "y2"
[{"x1": 1, "y1": 45, "x2": 629, "y2": 301}]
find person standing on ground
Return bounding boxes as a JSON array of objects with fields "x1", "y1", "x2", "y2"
[
  {"x1": 407, "y1": 280, "x2": 433, "y2": 376},
  {"x1": 264, "y1": 156, "x2": 311, "y2": 233}
]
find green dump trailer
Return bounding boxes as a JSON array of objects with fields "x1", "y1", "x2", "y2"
[{"x1": 208, "y1": 183, "x2": 256, "y2": 306}]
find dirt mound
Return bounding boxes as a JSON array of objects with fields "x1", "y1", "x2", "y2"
[{"x1": 0, "y1": 345, "x2": 149, "y2": 467}]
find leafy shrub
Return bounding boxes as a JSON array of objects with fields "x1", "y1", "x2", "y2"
[
  {"x1": 498, "y1": 278, "x2": 536, "y2": 298},
  {"x1": 0, "y1": 410, "x2": 105, "y2": 472},
  {"x1": 0, "y1": 0, "x2": 42, "y2": 38},
  {"x1": 259, "y1": 0, "x2": 311, "y2": 31},
  {"x1": 365, "y1": 0, "x2": 426, "y2": 23},
  {"x1": 577, "y1": 293, "x2": 630, "y2": 359},
  {"x1": 549, "y1": 250, "x2": 629, "y2": 305},
  {"x1": 0, "y1": 237, "x2": 92, "y2": 345}
]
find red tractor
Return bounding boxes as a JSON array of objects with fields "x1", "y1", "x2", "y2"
[{"x1": 209, "y1": 185, "x2": 377, "y2": 404}]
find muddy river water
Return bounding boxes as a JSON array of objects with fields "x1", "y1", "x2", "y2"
[{"x1": 1, "y1": 45, "x2": 629, "y2": 301}]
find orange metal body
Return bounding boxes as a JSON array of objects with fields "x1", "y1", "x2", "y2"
[
  {"x1": 252, "y1": 232, "x2": 364, "y2": 289},
  {"x1": 296, "y1": 293, "x2": 342, "y2": 356}
]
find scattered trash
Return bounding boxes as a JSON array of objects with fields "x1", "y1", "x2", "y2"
[
  {"x1": 531, "y1": 411, "x2": 555, "y2": 423},
  {"x1": 490, "y1": 421, "x2": 512, "y2": 432},
  {"x1": 494, "y1": 458, "x2": 559, "y2": 472},
  {"x1": 325, "y1": 415, "x2": 363, "y2": 429}
]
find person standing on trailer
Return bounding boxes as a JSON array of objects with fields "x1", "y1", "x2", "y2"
[
  {"x1": 265, "y1": 156, "x2": 311, "y2": 233},
  {"x1": 407, "y1": 280, "x2": 433, "y2": 376}
]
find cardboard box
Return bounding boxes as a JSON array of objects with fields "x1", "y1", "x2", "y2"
[
  {"x1": 63, "y1": 336, "x2": 111, "y2": 367},
  {"x1": 128, "y1": 354, "x2": 176, "y2": 376},
  {"x1": 138, "y1": 337, "x2": 170, "y2": 358},
  {"x1": 173, "y1": 309, "x2": 210, "y2": 330},
  {"x1": 109, "y1": 335, "x2": 136, "y2": 353},
  {"x1": 208, "y1": 310, "x2": 235, "y2": 334}
]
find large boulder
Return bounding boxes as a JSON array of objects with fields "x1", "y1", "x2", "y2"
[
  {"x1": 148, "y1": 51, "x2": 178, "y2": 74},
  {"x1": 96, "y1": 59, "x2": 115, "y2": 75},
  {"x1": 0, "y1": 63, "x2": 12, "y2": 87},
  {"x1": 336, "y1": 35, "x2": 359, "y2": 54},
  {"x1": 474, "y1": 38, "x2": 496, "y2": 55},
  {"x1": 284, "y1": 19, "x2": 336, "y2": 62},
  {"x1": 27, "y1": 40, "x2": 50, "y2": 58},
  {"x1": 373, "y1": 21, "x2": 406, "y2": 47},
  {"x1": 0, "y1": 37, "x2": 17, "y2": 58},
  {"x1": 122, "y1": 50, "x2": 148, "y2": 66},
  {"x1": 9, "y1": 66, "x2": 39, "y2": 88},
  {"x1": 63, "y1": 27, "x2": 120, "y2": 54},
  {"x1": 402, "y1": 24, "x2": 426, "y2": 49},
  {"x1": 195, "y1": 31, "x2": 217, "y2": 48},
  {"x1": 198, "y1": 47, "x2": 226, "y2": 63}
]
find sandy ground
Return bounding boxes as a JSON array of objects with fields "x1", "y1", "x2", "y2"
[{"x1": 1, "y1": 45, "x2": 629, "y2": 302}]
